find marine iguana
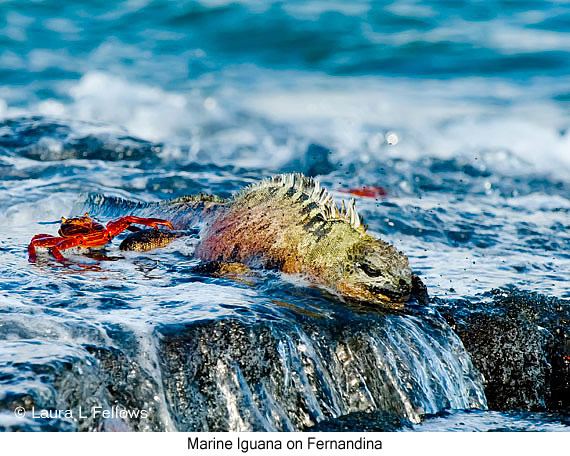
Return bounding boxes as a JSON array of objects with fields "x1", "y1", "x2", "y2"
[{"x1": 78, "y1": 174, "x2": 426, "y2": 308}]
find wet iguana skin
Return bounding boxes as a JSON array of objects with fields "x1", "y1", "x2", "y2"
[{"x1": 80, "y1": 174, "x2": 418, "y2": 308}]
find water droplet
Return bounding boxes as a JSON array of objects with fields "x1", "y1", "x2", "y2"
[
  {"x1": 386, "y1": 132, "x2": 399, "y2": 145},
  {"x1": 204, "y1": 97, "x2": 217, "y2": 110}
]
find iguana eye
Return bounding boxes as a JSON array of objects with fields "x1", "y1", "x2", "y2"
[{"x1": 360, "y1": 263, "x2": 383, "y2": 278}]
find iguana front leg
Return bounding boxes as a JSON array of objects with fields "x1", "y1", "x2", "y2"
[
  {"x1": 191, "y1": 261, "x2": 252, "y2": 277},
  {"x1": 191, "y1": 261, "x2": 256, "y2": 287},
  {"x1": 119, "y1": 228, "x2": 193, "y2": 251}
]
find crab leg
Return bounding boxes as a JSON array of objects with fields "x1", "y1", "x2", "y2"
[
  {"x1": 28, "y1": 234, "x2": 86, "y2": 263},
  {"x1": 28, "y1": 234, "x2": 61, "y2": 262},
  {"x1": 51, "y1": 237, "x2": 85, "y2": 262},
  {"x1": 105, "y1": 216, "x2": 174, "y2": 239}
]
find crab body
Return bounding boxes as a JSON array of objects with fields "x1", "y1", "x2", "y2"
[{"x1": 28, "y1": 214, "x2": 173, "y2": 262}]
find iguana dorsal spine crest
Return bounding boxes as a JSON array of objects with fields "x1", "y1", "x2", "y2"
[{"x1": 237, "y1": 173, "x2": 367, "y2": 234}]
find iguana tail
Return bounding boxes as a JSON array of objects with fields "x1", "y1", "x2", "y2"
[{"x1": 72, "y1": 193, "x2": 226, "y2": 230}]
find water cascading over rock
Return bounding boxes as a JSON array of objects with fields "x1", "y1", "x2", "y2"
[{"x1": 156, "y1": 308, "x2": 487, "y2": 431}]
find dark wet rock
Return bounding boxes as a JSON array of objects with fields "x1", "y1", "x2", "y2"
[
  {"x1": 157, "y1": 311, "x2": 485, "y2": 431},
  {"x1": 306, "y1": 410, "x2": 412, "y2": 432},
  {"x1": 0, "y1": 117, "x2": 159, "y2": 161},
  {"x1": 11, "y1": 287, "x2": 567, "y2": 432},
  {"x1": 83, "y1": 345, "x2": 170, "y2": 432},
  {"x1": 0, "y1": 336, "x2": 170, "y2": 431},
  {"x1": 0, "y1": 341, "x2": 103, "y2": 431},
  {"x1": 3, "y1": 309, "x2": 486, "y2": 432},
  {"x1": 435, "y1": 287, "x2": 570, "y2": 412}
]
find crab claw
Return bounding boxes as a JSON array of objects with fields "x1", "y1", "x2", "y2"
[
  {"x1": 155, "y1": 220, "x2": 174, "y2": 230},
  {"x1": 105, "y1": 216, "x2": 174, "y2": 239}
]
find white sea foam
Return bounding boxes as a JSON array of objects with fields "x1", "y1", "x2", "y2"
[
  {"x1": 0, "y1": 194, "x2": 74, "y2": 227},
  {"x1": 236, "y1": 73, "x2": 570, "y2": 174},
  {"x1": 1, "y1": 68, "x2": 569, "y2": 174},
  {"x1": 68, "y1": 72, "x2": 193, "y2": 142}
]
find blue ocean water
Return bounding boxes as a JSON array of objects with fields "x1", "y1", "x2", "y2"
[{"x1": 0, "y1": 0, "x2": 569, "y2": 431}]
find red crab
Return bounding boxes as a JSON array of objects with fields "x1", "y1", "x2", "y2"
[{"x1": 28, "y1": 213, "x2": 174, "y2": 263}]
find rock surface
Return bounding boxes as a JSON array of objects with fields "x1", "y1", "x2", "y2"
[{"x1": 436, "y1": 287, "x2": 570, "y2": 412}]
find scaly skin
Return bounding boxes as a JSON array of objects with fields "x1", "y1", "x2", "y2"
[{"x1": 78, "y1": 174, "x2": 418, "y2": 308}]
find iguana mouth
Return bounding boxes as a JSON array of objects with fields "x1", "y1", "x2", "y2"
[
  {"x1": 368, "y1": 284, "x2": 411, "y2": 303},
  {"x1": 337, "y1": 273, "x2": 413, "y2": 307},
  {"x1": 368, "y1": 275, "x2": 429, "y2": 306}
]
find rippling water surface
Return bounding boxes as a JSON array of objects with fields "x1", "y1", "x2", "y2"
[{"x1": 0, "y1": 0, "x2": 569, "y2": 431}]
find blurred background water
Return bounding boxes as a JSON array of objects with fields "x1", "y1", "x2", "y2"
[{"x1": 0, "y1": 0, "x2": 569, "y2": 432}]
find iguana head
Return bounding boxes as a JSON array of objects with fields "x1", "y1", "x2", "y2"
[{"x1": 336, "y1": 235, "x2": 413, "y2": 308}]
